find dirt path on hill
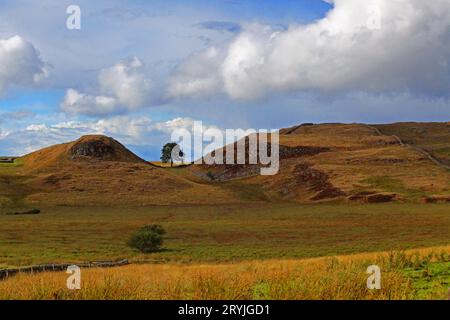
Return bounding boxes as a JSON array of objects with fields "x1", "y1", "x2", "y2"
[{"x1": 365, "y1": 125, "x2": 450, "y2": 170}]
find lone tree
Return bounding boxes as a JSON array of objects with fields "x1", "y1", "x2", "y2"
[{"x1": 161, "y1": 142, "x2": 184, "y2": 167}]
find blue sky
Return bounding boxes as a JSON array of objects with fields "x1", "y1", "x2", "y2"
[{"x1": 0, "y1": 0, "x2": 449, "y2": 159}]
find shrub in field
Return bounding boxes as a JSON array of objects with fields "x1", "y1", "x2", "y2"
[
  {"x1": 128, "y1": 225, "x2": 165, "y2": 253},
  {"x1": 139, "y1": 224, "x2": 166, "y2": 236}
]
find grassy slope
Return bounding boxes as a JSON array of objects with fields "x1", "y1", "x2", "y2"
[
  {"x1": 189, "y1": 123, "x2": 450, "y2": 203},
  {"x1": 375, "y1": 122, "x2": 450, "y2": 166},
  {"x1": 2, "y1": 123, "x2": 450, "y2": 207},
  {"x1": 279, "y1": 124, "x2": 450, "y2": 200},
  {"x1": 0, "y1": 203, "x2": 449, "y2": 268},
  {"x1": 0, "y1": 147, "x2": 242, "y2": 208}
]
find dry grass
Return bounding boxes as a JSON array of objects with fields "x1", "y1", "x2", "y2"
[
  {"x1": 236, "y1": 123, "x2": 450, "y2": 202},
  {"x1": 150, "y1": 161, "x2": 187, "y2": 168},
  {"x1": 1, "y1": 246, "x2": 448, "y2": 300},
  {"x1": 0, "y1": 135, "x2": 242, "y2": 207},
  {"x1": 2, "y1": 123, "x2": 450, "y2": 206},
  {"x1": 376, "y1": 122, "x2": 450, "y2": 166}
]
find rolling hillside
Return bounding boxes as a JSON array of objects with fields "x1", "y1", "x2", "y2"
[
  {"x1": 374, "y1": 122, "x2": 450, "y2": 167},
  {"x1": 0, "y1": 135, "x2": 238, "y2": 207},
  {"x1": 1, "y1": 122, "x2": 450, "y2": 208},
  {"x1": 191, "y1": 122, "x2": 450, "y2": 203}
]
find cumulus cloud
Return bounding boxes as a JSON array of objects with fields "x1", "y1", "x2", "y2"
[
  {"x1": 0, "y1": 116, "x2": 220, "y2": 160},
  {"x1": 0, "y1": 35, "x2": 48, "y2": 97},
  {"x1": 98, "y1": 57, "x2": 152, "y2": 108},
  {"x1": 61, "y1": 57, "x2": 153, "y2": 116},
  {"x1": 169, "y1": 0, "x2": 450, "y2": 100},
  {"x1": 167, "y1": 47, "x2": 223, "y2": 99}
]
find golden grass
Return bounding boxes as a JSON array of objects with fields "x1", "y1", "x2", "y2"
[
  {"x1": 246, "y1": 123, "x2": 450, "y2": 202},
  {"x1": 2, "y1": 123, "x2": 450, "y2": 206},
  {"x1": 150, "y1": 161, "x2": 187, "y2": 168},
  {"x1": 0, "y1": 135, "x2": 242, "y2": 206},
  {"x1": 1, "y1": 246, "x2": 448, "y2": 300}
]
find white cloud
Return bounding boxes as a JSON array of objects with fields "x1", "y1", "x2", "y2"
[
  {"x1": 0, "y1": 128, "x2": 10, "y2": 139},
  {"x1": 61, "y1": 57, "x2": 153, "y2": 116},
  {"x1": 61, "y1": 89, "x2": 119, "y2": 116},
  {"x1": 0, "y1": 35, "x2": 48, "y2": 97},
  {"x1": 170, "y1": 0, "x2": 450, "y2": 100},
  {"x1": 168, "y1": 47, "x2": 223, "y2": 99},
  {"x1": 98, "y1": 57, "x2": 152, "y2": 108},
  {"x1": 0, "y1": 116, "x2": 220, "y2": 160},
  {"x1": 153, "y1": 117, "x2": 199, "y2": 134}
]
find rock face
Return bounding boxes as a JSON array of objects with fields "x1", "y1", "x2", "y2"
[
  {"x1": 70, "y1": 140, "x2": 116, "y2": 159},
  {"x1": 422, "y1": 195, "x2": 450, "y2": 203},
  {"x1": 68, "y1": 135, "x2": 144, "y2": 163},
  {"x1": 196, "y1": 138, "x2": 331, "y2": 182},
  {"x1": 348, "y1": 192, "x2": 398, "y2": 203},
  {"x1": 279, "y1": 146, "x2": 329, "y2": 159},
  {"x1": 291, "y1": 163, "x2": 346, "y2": 201}
]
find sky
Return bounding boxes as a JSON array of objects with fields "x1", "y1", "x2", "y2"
[{"x1": 0, "y1": 0, "x2": 450, "y2": 159}]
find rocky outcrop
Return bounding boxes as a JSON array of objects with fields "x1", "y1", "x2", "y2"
[
  {"x1": 348, "y1": 192, "x2": 399, "y2": 203},
  {"x1": 70, "y1": 140, "x2": 116, "y2": 159},
  {"x1": 68, "y1": 135, "x2": 144, "y2": 163},
  {"x1": 292, "y1": 163, "x2": 346, "y2": 201},
  {"x1": 198, "y1": 144, "x2": 330, "y2": 182},
  {"x1": 422, "y1": 195, "x2": 450, "y2": 203}
]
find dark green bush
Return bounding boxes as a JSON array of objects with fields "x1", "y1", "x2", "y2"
[
  {"x1": 128, "y1": 225, "x2": 165, "y2": 253},
  {"x1": 139, "y1": 224, "x2": 166, "y2": 235}
]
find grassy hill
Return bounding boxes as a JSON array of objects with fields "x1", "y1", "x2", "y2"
[
  {"x1": 0, "y1": 135, "x2": 239, "y2": 207},
  {"x1": 374, "y1": 122, "x2": 450, "y2": 166},
  {"x1": 191, "y1": 122, "x2": 450, "y2": 203},
  {"x1": 1, "y1": 122, "x2": 450, "y2": 208}
]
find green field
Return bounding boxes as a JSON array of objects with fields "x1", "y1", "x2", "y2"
[
  {"x1": 0, "y1": 158, "x2": 22, "y2": 168},
  {"x1": 1, "y1": 203, "x2": 449, "y2": 268}
]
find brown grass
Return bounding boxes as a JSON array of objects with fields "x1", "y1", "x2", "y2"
[
  {"x1": 375, "y1": 122, "x2": 450, "y2": 166},
  {"x1": 1, "y1": 246, "x2": 448, "y2": 300},
  {"x1": 198, "y1": 123, "x2": 450, "y2": 203},
  {"x1": 0, "y1": 135, "x2": 241, "y2": 207},
  {"x1": 2, "y1": 123, "x2": 450, "y2": 206}
]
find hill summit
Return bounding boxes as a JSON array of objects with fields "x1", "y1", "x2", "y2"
[
  {"x1": 21, "y1": 135, "x2": 144, "y2": 173},
  {"x1": 5, "y1": 135, "x2": 239, "y2": 206},
  {"x1": 1, "y1": 122, "x2": 450, "y2": 207},
  {"x1": 68, "y1": 135, "x2": 143, "y2": 162}
]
